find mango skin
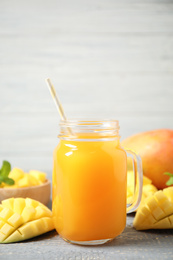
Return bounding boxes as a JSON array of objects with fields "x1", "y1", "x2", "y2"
[{"x1": 122, "y1": 129, "x2": 173, "y2": 190}]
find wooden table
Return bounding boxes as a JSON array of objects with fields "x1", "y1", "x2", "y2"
[{"x1": 0, "y1": 0, "x2": 173, "y2": 259}]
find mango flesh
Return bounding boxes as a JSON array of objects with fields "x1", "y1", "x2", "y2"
[
  {"x1": 127, "y1": 171, "x2": 157, "y2": 208},
  {"x1": 0, "y1": 198, "x2": 54, "y2": 243},
  {"x1": 122, "y1": 129, "x2": 173, "y2": 189},
  {"x1": 1, "y1": 169, "x2": 47, "y2": 188},
  {"x1": 133, "y1": 187, "x2": 173, "y2": 230}
]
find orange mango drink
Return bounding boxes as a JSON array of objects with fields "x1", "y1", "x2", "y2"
[{"x1": 52, "y1": 120, "x2": 142, "y2": 245}]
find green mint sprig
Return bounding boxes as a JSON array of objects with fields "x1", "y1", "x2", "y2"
[
  {"x1": 164, "y1": 172, "x2": 173, "y2": 186},
  {"x1": 0, "y1": 160, "x2": 15, "y2": 186}
]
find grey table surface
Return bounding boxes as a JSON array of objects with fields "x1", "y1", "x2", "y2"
[
  {"x1": 0, "y1": 0, "x2": 173, "y2": 259},
  {"x1": 0, "y1": 214, "x2": 172, "y2": 260}
]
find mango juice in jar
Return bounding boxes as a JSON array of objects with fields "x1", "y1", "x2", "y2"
[{"x1": 52, "y1": 120, "x2": 142, "y2": 245}]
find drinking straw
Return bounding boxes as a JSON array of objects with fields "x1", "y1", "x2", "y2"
[{"x1": 45, "y1": 78, "x2": 73, "y2": 135}]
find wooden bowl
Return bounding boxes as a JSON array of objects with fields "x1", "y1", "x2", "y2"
[{"x1": 0, "y1": 179, "x2": 51, "y2": 206}]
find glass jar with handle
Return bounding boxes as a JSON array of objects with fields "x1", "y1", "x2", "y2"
[{"x1": 52, "y1": 119, "x2": 143, "y2": 245}]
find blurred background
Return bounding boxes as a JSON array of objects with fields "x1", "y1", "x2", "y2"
[{"x1": 0, "y1": 0, "x2": 173, "y2": 176}]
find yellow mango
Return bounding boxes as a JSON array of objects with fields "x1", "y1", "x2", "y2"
[
  {"x1": 2, "y1": 184, "x2": 19, "y2": 189},
  {"x1": 143, "y1": 184, "x2": 158, "y2": 197},
  {"x1": 17, "y1": 175, "x2": 30, "y2": 188},
  {"x1": 13, "y1": 198, "x2": 25, "y2": 215},
  {"x1": 27, "y1": 174, "x2": 40, "y2": 186},
  {"x1": 0, "y1": 208, "x2": 13, "y2": 221},
  {"x1": 2, "y1": 198, "x2": 14, "y2": 210},
  {"x1": 35, "y1": 205, "x2": 52, "y2": 219},
  {"x1": 4, "y1": 217, "x2": 54, "y2": 243},
  {"x1": 127, "y1": 170, "x2": 157, "y2": 208},
  {"x1": 0, "y1": 198, "x2": 54, "y2": 243},
  {"x1": 8, "y1": 213, "x2": 23, "y2": 228},
  {"x1": 122, "y1": 129, "x2": 173, "y2": 189},
  {"x1": 25, "y1": 198, "x2": 39, "y2": 208},
  {"x1": 1, "y1": 167, "x2": 48, "y2": 189},
  {"x1": 21, "y1": 207, "x2": 36, "y2": 223},
  {"x1": 163, "y1": 187, "x2": 173, "y2": 204},
  {"x1": 143, "y1": 175, "x2": 152, "y2": 185},
  {"x1": 0, "y1": 220, "x2": 5, "y2": 229},
  {"x1": 152, "y1": 218, "x2": 171, "y2": 229},
  {"x1": 133, "y1": 187, "x2": 173, "y2": 230},
  {"x1": 29, "y1": 170, "x2": 46, "y2": 183},
  {"x1": 16, "y1": 174, "x2": 39, "y2": 187},
  {"x1": 9, "y1": 168, "x2": 25, "y2": 182}
]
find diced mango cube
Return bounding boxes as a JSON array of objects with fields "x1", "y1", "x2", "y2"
[
  {"x1": 17, "y1": 175, "x2": 30, "y2": 188},
  {"x1": 35, "y1": 205, "x2": 52, "y2": 219},
  {"x1": 25, "y1": 198, "x2": 39, "y2": 208},
  {"x1": 13, "y1": 198, "x2": 26, "y2": 215},
  {"x1": 143, "y1": 184, "x2": 157, "y2": 197},
  {"x1": 8, "y1": 213, "x2": 23, "y2": 228},
  {"x1": 1, "y1": 223, "x2": 14, "y2": 236},
  {"x1": 27, "y1": 174, "x2": 39, "y2": 186},
  {"x1": 163, "y1": 187, "x2": 173, "y2": 204},
  {"x1": 9, "y1": 168, "x2": 25, "y2": 182},
  {"x1": 143, "y1": 214, "x2": 156, "y2": 226},
  {"x1": 154, "y1": 190, "x2": 167, "y2": 203},
  {"x1": 2, "y1": 198, "x2": 14, "y2": 210},
  {"x1": 0, "y1": 220, "x2": 5, "y2": 229},
  {"x1": 152, "y1": 206, "x2": 165, "y2": 221},
  {"x1": 146, "y1": 196, "x2": 158, "y2": 211},
  {"x1": 29, "y1": 170, "x2": 46, "y2": 183},
  {"x1": 143, "y1": 175, "x2": 152, "y2": 185},
  {"x1": 141, "y1": 206, "x2": 151, "y2": 216},
  {"x1": 21, "y1": 207, "x2": 36, "y2": 223},
  {"x1": 0, "y1": 208, "x2": 13, "y2": 221},
  {"x1": 159, "y1": 200, "x2": 173, "y2": 216}
]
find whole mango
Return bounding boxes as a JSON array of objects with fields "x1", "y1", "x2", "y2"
[{"x1": 122, "y1": 129, "x2": 173, "y2": 189}]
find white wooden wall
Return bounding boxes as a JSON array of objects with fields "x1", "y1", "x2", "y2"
[{"x1": 0, "y1": 0, "x2": 173, "y2": 177}]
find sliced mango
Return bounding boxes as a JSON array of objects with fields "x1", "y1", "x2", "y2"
[
  {"x1": 127, "y1": 171, "x2": 157, "y2": 207},
  {"x1": 133, "y1": 187, "x2": 173, "y2": 230},
  {"x1": 0, "y1": 198, "x2": 54, "y2": 243},
  {"x1": 5, "y1": 217, "x2": 54, "y2": 243}
]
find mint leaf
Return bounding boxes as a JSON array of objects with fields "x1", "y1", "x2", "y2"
[
  {"x1": 3, "y1": 177, "x2": 15, "y2": 185},
  {"x1": 0, "y1": 175, "x2": 4, "y2": 184},
  {"x1": 0, "y1": 161, "x2": 11, "y2": 177},
  {"x1": 0, "y1": 160, "x2": 15, "y2": 186},
  {"x1": 164, "y1": 172, "x2": 173, "y2": 186}
]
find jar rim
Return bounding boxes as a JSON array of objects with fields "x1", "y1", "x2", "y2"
[
  {"x1": 59, "y1": 119, "x2": 120, "y2": 141},
  {"x1": 59, "y1": 118, "x2": 119, "y2": 126}
]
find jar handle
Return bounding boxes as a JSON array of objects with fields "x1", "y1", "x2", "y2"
[{"x1": 126, "y1": 150, "x2": 143, "y2": 213}]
